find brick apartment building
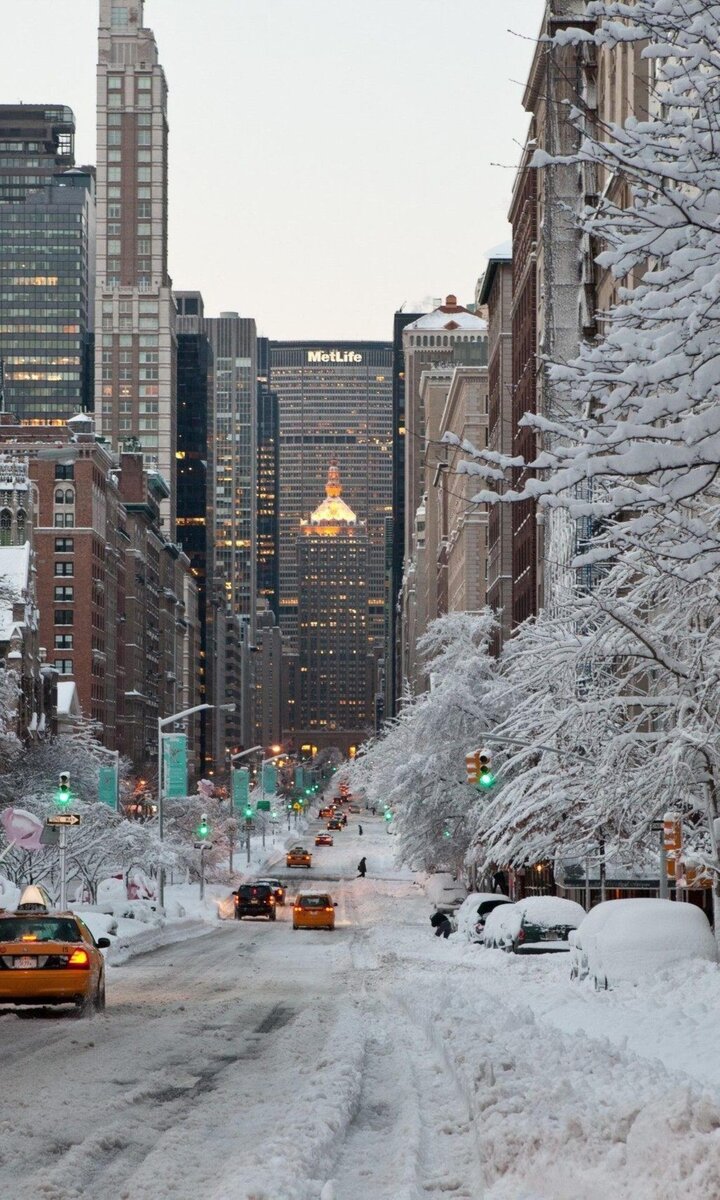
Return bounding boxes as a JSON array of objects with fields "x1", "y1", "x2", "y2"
[{"x1": 0, "y1": 413, "x2": 200, "y2": 775}]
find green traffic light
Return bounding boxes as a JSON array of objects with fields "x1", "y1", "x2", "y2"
[
  {"x1": 54, "y1": 789, "x2": 70, "y2": 808},
  {"x1": 478, "y1": 771, "x2": 496, "y2": 790},
  {"x1": 443, "y1": 828, "x2": 451, "y2": 838},
  {"x1": 384, "y1": 810, "x2": 392, "y2": 822},
  {"x1": 243, "y1": 805, "x2": 253, "y2": 819}
]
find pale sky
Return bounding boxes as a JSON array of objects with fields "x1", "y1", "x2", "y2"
[{"x1": 3, "y1": 0, "x2": 544, "y2": 339}]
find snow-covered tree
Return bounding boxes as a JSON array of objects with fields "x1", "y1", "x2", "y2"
[{"x1": 352, "y1": 611, "x2": 504, "y2": 873}]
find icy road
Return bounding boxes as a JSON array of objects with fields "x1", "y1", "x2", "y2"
[{"x1": 3, "y1": 818, "x2": 720, "y2": 1199}]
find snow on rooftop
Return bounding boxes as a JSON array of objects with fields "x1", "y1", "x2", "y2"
[
  {"x1": 56, "y1": 679, "x2": 81, "y2": 717},
  {"x1": 405, "y1": 307, "x2": 487, "y2": 333},
  {"x1": 0, "y1": 542, "x2": 31, "y2": 642},
  {"x1": 484, "y1": 239, "x2": 512, "y2": 261}
]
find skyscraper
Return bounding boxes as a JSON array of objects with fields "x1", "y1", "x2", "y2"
[
  {"x1": 269, "y1": 340, "x2": 392, "y2": 652},
  {"x1": 0, "y1": 105, "x2": 95, "y2": 423},
  {"x1": 297, "y1": 462, "x2": 371, "y2": 734},
  {"x1": 0, "y1": 105, "x2": 75, "y2": 202},
  {"x1": 257, "y1": 337, "x2": 279, "y2": 621},
  {"x1": 94, "y1": 0, "x2": 176, "y2": 530},
  {"x1": 0, "y1": 166, "x2": 95, "y2": 422},
  {"x1": 204, "y1": 313, "x2": 257, "y2": 630}
]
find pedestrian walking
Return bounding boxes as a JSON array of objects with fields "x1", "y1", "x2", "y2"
[
  {"x1": 358, "y1": 824, "x2": 363, "y2": 835},
  {"x1": 357, "y1": 857, "x2": 367, "y2": 878}
]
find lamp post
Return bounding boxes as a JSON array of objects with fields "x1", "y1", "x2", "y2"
[
  {"x1": 230, "y1": 747, "x2": 263, "y2": 869},
  {"x1": 157, "y1": 702, "x2": 235, "y2": 907}
]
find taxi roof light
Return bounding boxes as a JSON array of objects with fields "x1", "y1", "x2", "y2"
[{"x1": 17, "y1": 885, "x2": 51, "y2": 913}]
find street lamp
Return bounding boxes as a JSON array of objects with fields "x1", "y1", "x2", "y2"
[{"x1": 157, "y1": 702, "x2": 235, "y2": 906}]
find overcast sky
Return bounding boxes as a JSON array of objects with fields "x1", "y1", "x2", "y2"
[{"x1": 3, "y1": 0, "x2": 544, "y2": 340}]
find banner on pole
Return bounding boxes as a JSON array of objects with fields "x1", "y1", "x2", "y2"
[
  {"x1": 98, "y1": 764, "x2": 118, "y2": 808},
  {"x1": 163, "y1": 734, "x2": 188, "y2": 798},
  {"x1": 232, "y1": 766, "x2": 250, "y2": 812},
  {"x1": 261, "y1": 763, "x2": 277, "y2": 795}
]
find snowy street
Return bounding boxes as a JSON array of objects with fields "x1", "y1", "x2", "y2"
[{"x1": 4, "y1": 814, "x2": 720, "y2": 1199}]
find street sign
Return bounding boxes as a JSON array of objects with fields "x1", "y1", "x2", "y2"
[
  {"x1": 193, "y1": 842, "x2": 213, "y2": 851},
  {"x1": 46, "y1": 813, "x2": 81, "y2": 827},
  {"x1": 292, "y1": 802, "x2": 301, "y2": 811},
  {"x1": 256, "y1": 800, "x2": 271, "y2": 812},
  {"x1": 163, "y1": 733, "x2": 188, "y2": 798}
]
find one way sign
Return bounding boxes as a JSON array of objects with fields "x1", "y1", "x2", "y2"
[{"x1": 46, "y1": 813, "x2": 82, "y2": 827}]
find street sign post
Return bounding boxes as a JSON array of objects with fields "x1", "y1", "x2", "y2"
[{"x1": 46, "y1": 814, "x2": 81, "y2": 907}]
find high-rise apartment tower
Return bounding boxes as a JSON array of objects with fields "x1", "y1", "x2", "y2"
[{"x1": 94, "y1": 0, "x2": 176, "y2": 530}]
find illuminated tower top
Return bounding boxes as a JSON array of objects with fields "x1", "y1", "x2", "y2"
[{"x1": 306, "y1": 460, "x2": 357, "y2": 533}]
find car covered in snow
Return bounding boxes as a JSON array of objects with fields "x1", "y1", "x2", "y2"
[
  {"x1": 569, "y1": 897, "x2": 718, "y2": 989},
  {"x1": 483, "y1": 895, "x2": 586, "y2": 954},
  {"x1": 453, "y1": 892, "x2": 513, "y2": 944}
]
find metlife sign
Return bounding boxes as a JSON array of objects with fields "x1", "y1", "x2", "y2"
[{"x1": 307, "y1": 349, "x2": 363, "y2": 364}]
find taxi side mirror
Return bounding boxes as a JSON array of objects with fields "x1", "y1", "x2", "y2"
[
  {"x1": 96, "y1": 937, "x2": 111, "y2": 949},
  {"x1": 334, "y1": 902, "x2": 338, "y2": 907}
]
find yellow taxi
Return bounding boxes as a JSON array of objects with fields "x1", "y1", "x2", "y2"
[
  {"x1": 0, "y1": 887, "x2": 109, "y2": 1015},
  {"x1": 286, "y1": 845, "x2": 312, "y2": 868},
  {"x1": 293, "y1": 892, "x2": 337, "y2": 931}
]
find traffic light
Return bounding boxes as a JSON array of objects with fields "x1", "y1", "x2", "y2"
[
  {"x1": 443, "y1": 827, "x2": 451, "y2": 839},
  {"x1": 478, "y1": 750, "x2": 495, "y2": 790},
  {"x1": 243, "y1": 804, "x2": 253, "y2": 820},
  {"x1": 384, "y1": 809, "x2": 393, "y2": 822},
  {"x1": 197, "y1": 813, "x2": 210, "y2": 839},
  {"x1": 465, "y1": 752, "x2": 480, "y2": 784},
  {"x1": 55, "y1": 772, "x2": 71, "y2": 807}
]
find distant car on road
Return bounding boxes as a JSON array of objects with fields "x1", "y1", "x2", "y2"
[
  {"x1": 327, "y1": 818, "x2": 343, "y2": 831},
  {"x1": 315, "y1": 832, "x2": 334, "y2": 847},
  {"x1": 293, "y1": 892, "x2": 337, "y2": 931},
  {"x1": 233, "y1": 883, "x2": 276, "y2": 921},
  {"x1": 570, "y1": 898, "x2": 718, "y2": 989},
  {"x1": 484, "y1": 895, "x2": 586, "y2": 954},
  {"x1": 348, "y1": 804, "x2": 361, "y2": 813},
  {"x1": 454, "y1": 893, "x2": 513, "y2": 944},
  {"x1": 255, "y1": 878, "x2": 287, "y2": 906},
  {"x1": 319, "y1": 806, "x2": 334, "y2": 819},
  {"x1": 0, "y1": 887, "x2": 110, "y2": 1015},
  {"x1": 286, "y1": 846, "x2": 312, "y2": 868}
]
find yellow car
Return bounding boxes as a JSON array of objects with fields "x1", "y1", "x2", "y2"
[
  {"x1": 0, "y1": 888, "x2": 109, "y2": 1015},
  {"x1": 293, "y1": 893, "x2": 337, "y2": 931},
  {"x1": 286, "y1": 846, "x2": 312, "y2": 868}
]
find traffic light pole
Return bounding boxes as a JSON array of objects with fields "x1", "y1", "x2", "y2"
[
  {"x1": 59, "y1": 826, "x2": 67, "y2": 910},
  {"x1": 199, "y1": 845, "x2": 206, "y2": 900}
]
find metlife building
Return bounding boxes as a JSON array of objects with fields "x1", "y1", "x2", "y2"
[{"x1": 269, "y1": 341, "x2": 393, "y2": 652}]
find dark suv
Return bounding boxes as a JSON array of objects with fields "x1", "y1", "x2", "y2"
[{"x1": 233, "y1": 883, "x2": 276, "y2": 921}]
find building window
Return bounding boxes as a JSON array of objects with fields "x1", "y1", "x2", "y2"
[
  {"x1": 54, "y1": 659, "x2": 74, "y2": 675},
  {"x1": 55, "y1": 464, "x2": 74, "y2": 480},
  {"x1": 54, "y1": 513, "x2": 75, "y2": 528},
  {"x1": 55, "y1": 538, "x2": 74, "y2": 553},
  {"x1": 55, "y1": 562, "x2": 74, "y2": 577},
  {"x1": 54, "y1": 586, "x2": 74, "y2": 602},
  {"x1": 16, "y1": 510, "x2": 25, "y2": 539},
  {"x1": 111, "y1": 7, "x2": 128, "y2": 27},
  {"x1": 55, "y1": 634, "x2": 73, "y2": 650},
  {"x1": 0, "y1": 509, "x2": 10, "y2": 546},
  {"x1": 54, "y1": 610, "x2": 74, "y2": 626}
]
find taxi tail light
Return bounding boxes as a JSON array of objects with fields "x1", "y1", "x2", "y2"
[
  {"x1": 68, "y1": 948, "x2": 90, "y2": 968},
  {"x1": 325, "y1": 907, "x2": 334, "y2": 913}
]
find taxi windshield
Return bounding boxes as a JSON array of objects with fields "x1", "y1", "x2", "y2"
[
  {"x1": 300, "y1": 896, "x2": 330, "y2": 908},
  {"x1": 0, "y1": 917, "x2": 83, "y2": 943}
]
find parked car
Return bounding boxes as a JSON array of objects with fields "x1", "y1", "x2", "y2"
[
  {"x1": 570, "y1": 898, "x2": 718, "y2": 989},
  {"x1": 484, "y1": 895, "x2": 586, "y2": 954},
  {"x1": 454, "y1": 892, "x2": 513, "y2": 944}
]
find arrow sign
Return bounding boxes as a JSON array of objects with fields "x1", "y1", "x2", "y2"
[
  {"x1": 193, "y1": 842, "x2": 213, "y2": 851},
  {"x1": 46, "y1": 814, "x2": 81, "y2": 827}
]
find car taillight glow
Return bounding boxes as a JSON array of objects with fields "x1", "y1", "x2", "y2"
[
  {"x1": 268, "y1": 896, "x2": 275, "y2": 904},
  {"x1": 68, "y1": 948, "x2": 90, "y2": 968},
  {"x1": 325, "y1": 907, "x2": 334, "y2": 913},
  {"x1": 517, "y1": 929, "x2": 525, "y2": 942}
]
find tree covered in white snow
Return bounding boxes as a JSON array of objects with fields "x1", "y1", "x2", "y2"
[{"x1": 351, "y1": 611, "x2": 504, "y2": 873}]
